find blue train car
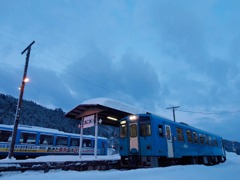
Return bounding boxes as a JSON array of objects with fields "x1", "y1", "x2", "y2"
[
  {"x1": 119, "y1": 114, "x2": 226, "y2": 168},
  {"x1": 0, "y1": 124, "x2": 108, "y2": 159}
]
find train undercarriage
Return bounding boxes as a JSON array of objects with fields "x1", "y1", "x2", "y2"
[{"x1": 120, "y1": 155, "x2": 226, "y2": 168}]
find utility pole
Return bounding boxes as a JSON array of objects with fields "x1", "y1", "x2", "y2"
[
  {"x1": 166, "y1": 106, "x2": 180, "y2": 122},
  {"x1": 8, "y1": 41, "x2": 35, "y2": 159}
]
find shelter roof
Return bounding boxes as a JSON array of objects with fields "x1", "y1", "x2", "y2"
[{"x1": 65, "y1": 98, "x2": 147, "y2": 127}]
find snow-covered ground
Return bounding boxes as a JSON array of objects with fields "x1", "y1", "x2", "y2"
[{"x1": 0, "y1": 152, "x2": 239, "y2": 180}]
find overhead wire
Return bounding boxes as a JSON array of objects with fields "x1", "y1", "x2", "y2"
[
  {"x1": 5, "y1": 28, "x2": 239, "y2": 113},
  {"x1": 0, "y1": 28, "x2": 133, "y2": 102},
  {"x1": 176, "y1": 109, "x2": 240, "y2": 115}
]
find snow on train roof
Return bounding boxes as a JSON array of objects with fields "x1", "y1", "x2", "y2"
[
  {"x1": 0, "y1": 124, "x2": 106, "y2": 140},
  {"x1": 82, "y1": 98, "x2": 148, "y2": 114}
]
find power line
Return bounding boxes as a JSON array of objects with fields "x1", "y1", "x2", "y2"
[
  {"x1": 177, "y1": 109, "x2": 240, "y2": 115},
  {"x1": 0, "y1": 30, "x2": 140, "y2": 105},
  {"x1": 166, "y1": 106, "x2": 180, "y2": 122}
]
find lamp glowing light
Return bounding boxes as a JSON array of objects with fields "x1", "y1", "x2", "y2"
[
  {"x1": 107, "y1": 116, "x2": 118, "y2": 121},
  {"x1": 24, "y1": 77, "x2": 30, "y2": 83}
]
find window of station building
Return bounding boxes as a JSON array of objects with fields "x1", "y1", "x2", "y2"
[
  {"x1": 193, "y1": 132, "x2": 198, "y2": 143},
  {"x1": 140, "y1": 122, "x2": 151, "y2": 136},
  {"x1": 130, "y1": 124, "x2": 137, "y2": 138},
  {"x1": 186, "y1": 130, "x2": 193, "y2": 143},
  {"x1": 82, "y1": 139, "x2": 92, "y2": 147},
  {"x1": 39, "y1": 134, "x2": 53, "y2": 145},
  {"x1": 199, "y1": 134, "x2": 204, "y2": 144},
  {"x1": 56, "y1": 136, "x2": 68, "y2": 146},
  {"x1": 120, "y1": 124, "x2": 127, "y2": 138},
  {"x1": 176, "y1": 128, "x2": 184, "y2": 142},
  {"x1": 70, "y1": 138, "x2": 79, "y2": 146},
  {"x1": 19, "y1": 132, "x2": 36, "y2": 144},
  {"x1": 0, "y1": 130, "x2": 12, "y2": 142}
]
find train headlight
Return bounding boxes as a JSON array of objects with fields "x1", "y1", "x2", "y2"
[
  {"x1": 129, "y1": 115, "x2": 138, "y2": 121},
  {"x1": 120, "y1": 120, "x2": 126, "y2": 124}
]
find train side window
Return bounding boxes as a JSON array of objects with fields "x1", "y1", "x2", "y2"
[
  {"x1": 130, "y1": 124, "x2": 137, "y2": 138},
  {"x1": 199, "y1": 134, "x2": 204, "y2": 144},
  {"x1": 208, "y1": 136, "x2": 212, "y2": 146},
  {"x1": 176, "y1": 128, "x2": 184, "y2": 142},
  {"x1": 218, "y1": 139, "x2": 222, "y2": 147},
  {"x1": 186, "y1": 130, "x2": 193, "y2": 143},
  {"x1": 39, "y1": 134, "x2": 53, "y2": 145},
  {"x1": 0, "y1": 130, "x2": 12, "y2": 142},
  {"x1": 120, "y1": 124, "x2": 127, "y2": 138},
  {"x1": 193, "y1": 132, "x2": 198, "y2": 143},
  {"x1": 158, "y1": 125, "x2": 163, "y2": 137},
  {"x1": 166, "y1": 126, "x2": 171, "y2": 140},
  {"x1": 205, "y1": 135, "x2": 209, "y2": 145},
  {"x1": 102, "y1": 141, "x2": 105, "y2": 148},
  {"x1": 70, "y1": 138, "x2": 79, "y2": 146},
  {"x1": 82, "y1": 139, "x2": 92, "y2": 147},
  {"x1": 140, "y1": 122, "x2": 151, "y2": 136},
  {"x1": 213, "y1": 137, "x2": 218, "y2": 146},
  {"x1": 56, "y1": 136, "x2": 68, "y2": 146},
  {"x1": 19, "y1": 132, "x2": 36, "y2": 144},
  {"x1": 203, "y1": 135, "x2": 206, "y2": 144}
]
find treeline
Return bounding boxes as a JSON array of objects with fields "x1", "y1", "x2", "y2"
[
  {"x1": 0, "y1": 93, "x2": 117, "y2": 139},
  {"x1": 1, "y1": 93, "x2": 239, "y2": 153}
]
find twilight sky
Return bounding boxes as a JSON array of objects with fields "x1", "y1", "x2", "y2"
[{"x1": 0, "y1": 0, "x2": 240, "y2": 140}]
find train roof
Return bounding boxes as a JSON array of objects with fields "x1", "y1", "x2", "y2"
[
  {"x1": 153, "y1": 114, "x2": 222, "y2": 138},
  {"x1": 0, "y1": 124, "x2": 107, "y2": 140}
]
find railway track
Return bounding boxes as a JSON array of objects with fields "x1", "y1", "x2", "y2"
[{"x1": 0, "y1": 159, "x2": 120, "y2": 173}]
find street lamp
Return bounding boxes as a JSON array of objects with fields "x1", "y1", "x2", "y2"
[{"x1": 8, "y1": 41, "x2": 35, "y2": 159}]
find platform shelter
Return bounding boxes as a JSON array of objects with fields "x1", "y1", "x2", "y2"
[
  {"x1": 65, "y1": 98, "x2": 147, "y2": 158},
  {"x1": 65, "y1": 98, "x2": 147, "y2": 127}
]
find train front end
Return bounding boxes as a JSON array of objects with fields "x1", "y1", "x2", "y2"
[{"x1": 119, "y1": 114, "x2": 159, "y2": 168}]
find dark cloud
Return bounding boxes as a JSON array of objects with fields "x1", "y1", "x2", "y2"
[
  {"x1": 194, "y1": 113, "x2": 240, "y2": 140},
  {"x1": 0, "y1": 65, "x2": 69, "y2": 110},
  {"x1": 25, "y1": 66, "x2": 69, "y2": 109},
  {"x1": 116, "y1": 50, "x2": 162, "y2": 109},
  {"x1": 1, "y1": 0, "x2": 240, "y2": 140},
  {"x1": 61, "y1": 47, "x2": 162, "y2": 110}
]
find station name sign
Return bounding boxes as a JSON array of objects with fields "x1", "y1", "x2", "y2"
[{"x1": 83, "y1": 115, "x2": 95, "y2": 128}]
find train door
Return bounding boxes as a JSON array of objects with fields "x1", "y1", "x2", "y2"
[
  {"x1": 129, "y1": 123, "x2": 139, "y2": 153},
  {"x1": 165, "y1": 125, "x2": 174, "y2": 158}
]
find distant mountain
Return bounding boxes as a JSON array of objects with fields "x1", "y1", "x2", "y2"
[
  {"x1": 0, "y1": 93, "x2": 117, "y2": 139},
  {"x1": 223, "y1": 139, "x2": 240, "y2": 155}
]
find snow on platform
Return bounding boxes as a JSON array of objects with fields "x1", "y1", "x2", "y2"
[{"x1": 0, "y1": 154, "x2": 120, "y2": 164}]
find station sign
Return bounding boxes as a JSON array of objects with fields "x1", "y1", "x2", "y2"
[{"x1": 83, "y1": 115, "x2": 95, "y2": 128}]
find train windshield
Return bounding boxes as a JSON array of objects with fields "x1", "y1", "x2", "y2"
[
  {"x1": 139, "y1": 116, "x2": 151, "y2": 136},
  {"x1": 120, "y1": 120, "x2": 127, "y2": 138},
  {"x1": 129, "y1": 124, "x2": 137, "y2": 137},
  {"x1": 140, "y1": 122, "x2": 151, "y2": 136}
]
